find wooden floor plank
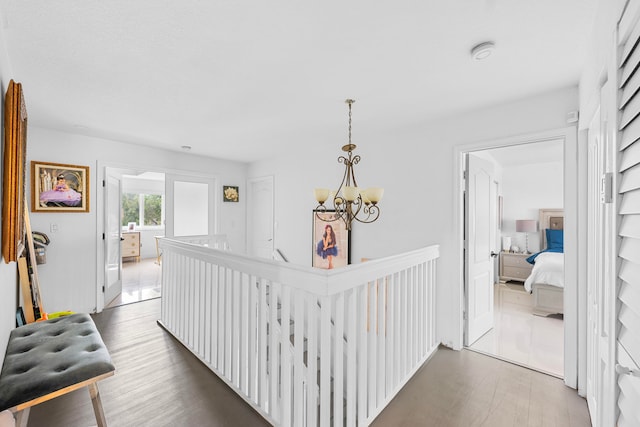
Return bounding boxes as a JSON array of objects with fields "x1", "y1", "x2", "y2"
[
  {"x1": 28, "y1": 298, "x2": 591, "y2": 427},
  {"x1": 28, "y1": 298, "x2": 270, "y2": 427},
  {"x1": 370, "y1": 347, "x2": 591, "y2": 427}
]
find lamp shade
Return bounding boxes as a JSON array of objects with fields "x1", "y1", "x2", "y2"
[
  {"x1": 314, "y1": 188, "x2": 329, "y2": 203},
  {"x1": 516, "y1": 219, "x2": 537, "y2": 233},
  {"x1": 366, "y1": 187, "x2": 384, "y2": 203}
]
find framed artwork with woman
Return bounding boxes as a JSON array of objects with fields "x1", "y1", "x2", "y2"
[
  {"x1": 312, "y1": 210, "x2": 350, "y2": 269},
  {"x1": 31, "y1": 161, "x2": 90, "y2": 212}
]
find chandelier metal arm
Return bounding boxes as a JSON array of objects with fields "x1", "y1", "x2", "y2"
[{"x1": 353, "y1": 203, "x2": 380, "y2": 224}]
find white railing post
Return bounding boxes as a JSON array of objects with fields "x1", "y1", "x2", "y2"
[{"x1": 157, "y1": 239, "x2": 439, "y2": 427}]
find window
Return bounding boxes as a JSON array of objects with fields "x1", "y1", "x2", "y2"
[
  {"x1": 143, "y1": 194, "x2": 162, "y2": 226},
  {"x1": 122, "y1": 193, "x2": 164, "y2": 228}
]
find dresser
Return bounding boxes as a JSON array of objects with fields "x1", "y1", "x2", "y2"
[
  {"x1": 121, "y1": 232, "x2": 141, "y2": 262},
  {"x1": 499, "y1": 252, "x2": 533, "y2": 283}
]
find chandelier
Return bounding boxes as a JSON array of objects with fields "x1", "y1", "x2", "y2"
[{"x1": 314, "y1": 99, "x2": 383, "y2": 231}]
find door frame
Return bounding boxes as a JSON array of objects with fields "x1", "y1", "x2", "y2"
[
  {"x1": 95, "y1": 160, "x2": 219, "y2": 312},
  {"x1": 453, "y1": 126, "x2": 581, "y2": 390}
]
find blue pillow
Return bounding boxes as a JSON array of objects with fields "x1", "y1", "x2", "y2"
[{"x1": 546, "y1": 229, "x2": 564, "y2": 251}]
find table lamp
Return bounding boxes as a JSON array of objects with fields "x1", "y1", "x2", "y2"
[{"x1": 516, "y1": 219, "x2": 537, "y2": 254}]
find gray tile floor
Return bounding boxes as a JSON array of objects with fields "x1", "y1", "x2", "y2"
[
  {"x1": 468, "y1": 282, "x2": 564, "y2": 377},
  {"x1": 106, "y1": 258, "x2": 161, "y2": 308}
]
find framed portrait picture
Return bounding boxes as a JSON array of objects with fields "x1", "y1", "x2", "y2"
[
  {"x1": 312, "y1": 210, "x2": 350, "y2": 269},
  {"x1": 31, "y1": 161, "x2": 90, "y2": 212},
  {"x1": 223, "y1": 185, "x2": 239, "y2": 202}
]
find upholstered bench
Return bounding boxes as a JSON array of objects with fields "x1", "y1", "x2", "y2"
[{"x1": 0, "y1": 313, "x2": 115, "y2": 427}]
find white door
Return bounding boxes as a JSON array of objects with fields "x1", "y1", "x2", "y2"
[
  {"x1": 247, "y1": 176, "x2": 274, "y2": 259},
  {"x1": 599, "y1": 77, "x2": 617, "y2": 426},
  {"x1": 165, "y1": 174, "x2": 215, "y2": 238},
  {"x1": 465, "y1": 154, "x2": 497, "y2": 345},
  {"x1": 586, "y1": 106, "x2": 601, "y2": 421},
  {"x1": 586, "y1": 78, "x2": 618, "y2": 426},
  {"x1": 104, "y1": 171, "x2": 122, "y2": 305}
]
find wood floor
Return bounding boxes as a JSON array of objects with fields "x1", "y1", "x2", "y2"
[
  {"x1": 371, "y1": 350, "x2": 590, "y2": 427},
  {"x1": 28, "y1": 298, "x2": 591, "y2": 427},
  {"x1": 28, "y1": 298, "x2": 270, "y2": 427}
]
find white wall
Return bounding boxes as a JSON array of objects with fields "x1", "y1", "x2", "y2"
[
  {"x1": 249, "y1": 86, "x2": 579, "y2": 349},
  {"x1": 0, "y1": 7, "x2": 18, "y2": 367},
  {"x1": 27, "y1": 127, "x2": 248, "y2": 313},
  {"x1": 501, "y1": 161, "x2": 564, "y2": 253}
]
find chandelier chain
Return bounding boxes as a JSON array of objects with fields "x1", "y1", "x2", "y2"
[{"x1": 348, "y1": 101, "x2": 352, "y2": 145}]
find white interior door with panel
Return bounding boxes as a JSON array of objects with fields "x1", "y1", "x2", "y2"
[
  {"x1": 586, "y1": 105, "x2": 601, "y2": 423},
  {"x1": 586, "y1": 91, "x2": 617, "y2": 426},
  {"x1": 247, "y1": 176, "x2": 274, "y2": 259},
  {"x1": 104, "y1": 169, "x2": 122, "y2": 306},
  {"x1": 465, "y1": 153, "x2": 497, "y2": 346}
]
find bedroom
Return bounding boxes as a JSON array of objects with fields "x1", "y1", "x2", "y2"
[{"x1": 465, "y1": 139, "x2": 565, "y2": 378}]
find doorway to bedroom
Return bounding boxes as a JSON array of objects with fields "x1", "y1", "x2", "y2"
[
  {"x1": 463, "y1": 139, "x2": 565, "y2": 378},
  {"x1": 105, "y1": 169, "x2": 165, "y2": 309}
]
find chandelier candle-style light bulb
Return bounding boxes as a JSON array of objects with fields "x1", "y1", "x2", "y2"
[
  {"x1": 360, "y1": 190, "x2": 371, "y2": 205},
  {"x1": 366, "y1": 187, "x2": 384, "y2": 204},
  {"x1": 314, "y1": 188, "x2": 329, "y2": 203},
  {"x1": 314, "y1": 99, "x2": 383, "y2": 231},
  {"x1": 343, "y1": 186, "x2": 359, "y2": 201}
]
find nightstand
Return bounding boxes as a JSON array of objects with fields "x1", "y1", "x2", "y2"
[{"x1": 499, "y1": 252, "x2": 533, "y2": 283}]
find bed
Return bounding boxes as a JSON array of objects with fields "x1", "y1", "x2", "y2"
[{"x1": 524, "y1": 209, "x2": 564, "y2": 316}]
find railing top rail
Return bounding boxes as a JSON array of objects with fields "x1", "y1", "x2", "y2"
[{"x1": 159, "y1": 238, "x2": 439, "y2": 296}]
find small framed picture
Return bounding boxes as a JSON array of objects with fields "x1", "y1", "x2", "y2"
[
  {"x1": 223, "y1": 185, "x2": 239, "y2": 202},
  {"x1": 31, "y1": 161, "x2": 90, "y2": 212},
  {"x1": 312, "y1": 210, "x2": 350, "y2": 269},
  {"x1": 127, "y1": 222, "x2": 136, "y2": 231}
]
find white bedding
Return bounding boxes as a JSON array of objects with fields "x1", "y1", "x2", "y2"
[{"x1": 524, "y1": 252, "x2": 564, "y2": 293}]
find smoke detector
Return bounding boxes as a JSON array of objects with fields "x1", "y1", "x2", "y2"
[{"x1": 471, "y1": 42, "x2": 495, "y2": 61}]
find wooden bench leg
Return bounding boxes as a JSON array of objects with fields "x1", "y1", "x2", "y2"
[
  {"x1": 13, "y1": 407, "x2": 30, "y2": 427},
  {"x1": 88, "y1": 382, "x2": 108, "y2": 427}
]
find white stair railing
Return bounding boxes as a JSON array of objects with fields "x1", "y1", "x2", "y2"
[{"x1": 158, "y1": 238, "x2": 439, "y2": 427}]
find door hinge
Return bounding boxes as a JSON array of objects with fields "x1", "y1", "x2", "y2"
[
  {"x1": 102, "y1": 179, "x2": 106, "y2": 187},
  {"x1": 102, "y1": 286, "x2": 105, "y2": 293},
  {"x1": 102, "y1": 233, "x2": 105, "y2": 240}
]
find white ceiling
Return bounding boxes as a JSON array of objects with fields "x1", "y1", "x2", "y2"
[{"x1": 0, "y1": 1, "x2": 598, "y2": 163}]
